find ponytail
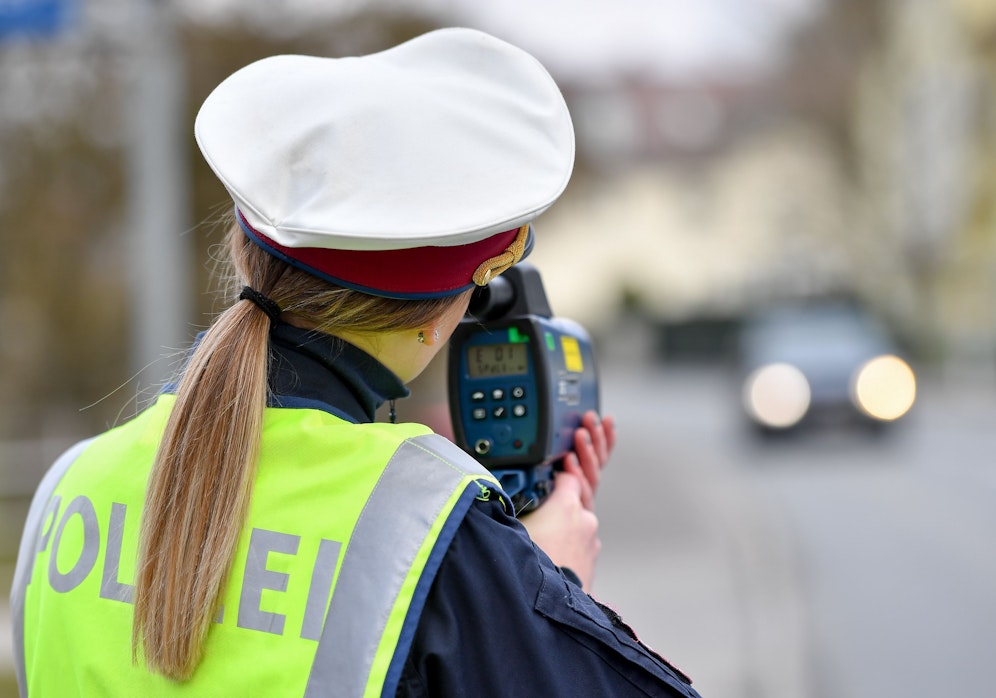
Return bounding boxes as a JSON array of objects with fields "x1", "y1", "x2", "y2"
[
  {"x1": 132, "y1": 235, "x2": 284, "y2": 679},
  {"x1": 131, "y1": 223, "x2": 467, "y2": 679}
]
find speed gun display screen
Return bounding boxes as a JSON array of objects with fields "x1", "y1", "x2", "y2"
[{"x1": 466, "y1": 343, "x2": 529, "y2": 378}]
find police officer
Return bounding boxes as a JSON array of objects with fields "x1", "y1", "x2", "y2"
[{"x1": 11, "y1": 28, "x2": 701, "y2": 697}]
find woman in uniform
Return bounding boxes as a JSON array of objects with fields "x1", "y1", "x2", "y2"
[{"x1": 12, "y1": 27, "x2": 700, "y2": 697}]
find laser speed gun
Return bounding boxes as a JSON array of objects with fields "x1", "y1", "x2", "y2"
[{"x1": 447, "y1": 263, "x2": 600, "y2": 512}]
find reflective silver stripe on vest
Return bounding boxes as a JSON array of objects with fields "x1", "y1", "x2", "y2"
[
  {"x1": 10, "y1": 438, "x2": 94, "y2": 698},
  {"x1": 304, "y1": 433, "x2": 491, "y2": 697}
]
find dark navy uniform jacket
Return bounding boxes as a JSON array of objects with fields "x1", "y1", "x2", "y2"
[{"x1": 269, "y1": 324, "x2": 702, "y2": 698}]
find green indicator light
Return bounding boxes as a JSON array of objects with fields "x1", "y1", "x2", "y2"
[
  {"x1": 508, "y1": 327, "x2": 530, "y2": 344},
  {"x1": 545, "y1": 332, "x2": 556, "y2": 351}
]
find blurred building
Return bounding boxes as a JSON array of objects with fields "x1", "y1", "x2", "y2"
[
  {"x1": 528, "y1": 1, "x2": 875, "y2": 352},
  {"x1": 528, "y1": 0, "x2": 996, "y2": 377}
]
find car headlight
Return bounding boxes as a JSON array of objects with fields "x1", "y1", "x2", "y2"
[
  {"x1": 851, "y1": 354, "x2": 916, "y2": 421},
  {"x1": 742, "y1": 362, "x2": 811, "y2": 429}
]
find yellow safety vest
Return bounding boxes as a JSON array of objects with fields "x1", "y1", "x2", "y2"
[{"x1": 11, "y1": 394, "x2": 500, "y2": 697}]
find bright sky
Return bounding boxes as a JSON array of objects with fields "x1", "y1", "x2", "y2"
[
  {"x1": 435, "y1": 0, "x2": 823, "y2": 81},
  {"x1": 180, "y1": 0, "x2": 824, "y2": 83}
]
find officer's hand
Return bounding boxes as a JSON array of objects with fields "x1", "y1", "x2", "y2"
[
  {"x1": 562, "y1": 411, "x2": 616, "y2": 511},
  {"x1": 520, "y1": 470, "x2": 600, "y2": 591}
]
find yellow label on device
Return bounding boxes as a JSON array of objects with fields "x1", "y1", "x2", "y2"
[{"x1": 561, "y1": 337, "x2": 583, "y2": 372}]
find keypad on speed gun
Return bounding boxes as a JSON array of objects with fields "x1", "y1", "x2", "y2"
[{"x1": 470, "y1": 386, "x2": 528, "y2": 421}]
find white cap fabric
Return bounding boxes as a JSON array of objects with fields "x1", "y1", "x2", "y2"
[{"x1": 194, "y1": 27, "x2": 575, "y2": 254}]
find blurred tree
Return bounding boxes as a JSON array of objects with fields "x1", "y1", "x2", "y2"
[
  {"x1": 775, "y1": 0, "x2": 887, "y2": 165},
  {"x1": 850, "y1": 0, "x2": 996, "y2": 366},
  {"x1": 0, "y1": 74, "x2": 128, "y2": 437},
  {"x1": 0, "y1": 8, "x2": 443, "y2": 441}
]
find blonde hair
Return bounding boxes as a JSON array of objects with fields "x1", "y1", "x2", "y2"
[{"x1": 132, "y1": 224, "x2": 466, "y2": 679}]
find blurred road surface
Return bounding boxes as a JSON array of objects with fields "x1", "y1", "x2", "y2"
[{"x1": 593, "y1": 323, "x2": 996, "y2": 698}]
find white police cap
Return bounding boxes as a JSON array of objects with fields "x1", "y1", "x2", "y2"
[{"x1": 194, "y1": 27, "x2": 575, "y2": 298}]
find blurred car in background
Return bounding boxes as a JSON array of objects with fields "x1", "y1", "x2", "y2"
[{"x1": 736, "y1": 301, "x2": 917, "y2": 435}]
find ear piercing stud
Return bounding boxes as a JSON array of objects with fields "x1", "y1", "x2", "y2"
[{"x1": 417, "y1": 329, "x2": 440, "y2": 344}]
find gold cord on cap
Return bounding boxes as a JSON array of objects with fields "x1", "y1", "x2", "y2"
[{"x1": 472, "y1": 225, "x2": 530, "y2": 286}]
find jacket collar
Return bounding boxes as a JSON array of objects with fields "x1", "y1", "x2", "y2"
[{"x1": 268, "y1": 323, "x2": 409, "y2": 423}]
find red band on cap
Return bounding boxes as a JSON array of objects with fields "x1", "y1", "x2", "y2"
[{"x1": 237, "y1": 210, "x2": 523, "y2": 299}]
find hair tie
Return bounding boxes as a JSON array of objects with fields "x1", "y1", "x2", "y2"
[{"x1": 239, "y1": 286, "x2": 282, "y2": 324}]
